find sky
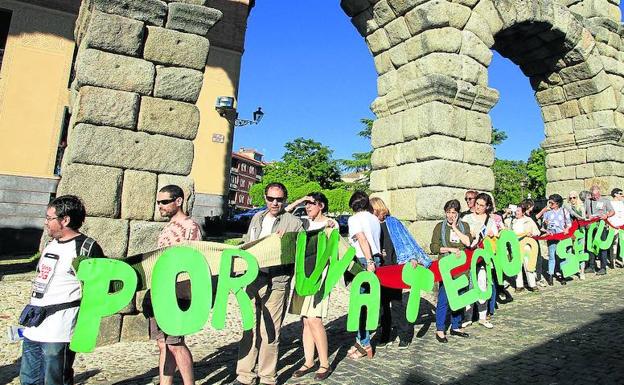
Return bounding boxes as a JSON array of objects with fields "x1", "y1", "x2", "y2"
[{"x1": 233, "y1": 2, "x2": 624, "y2": 164}]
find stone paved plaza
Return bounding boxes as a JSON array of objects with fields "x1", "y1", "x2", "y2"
[{"x1": 2, "y1": 268, "x2": 624, "y2": 385}]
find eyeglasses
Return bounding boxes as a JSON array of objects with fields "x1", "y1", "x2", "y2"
[
  {"x1": 266, "y1": 196, "x2": 285, "y2": 203},
  {"x1": 44, "y1": 216, "x2": 59, "y2": 222},
  {"x1": 156, "y1": 198, "x2": 176, "y2": 205}
]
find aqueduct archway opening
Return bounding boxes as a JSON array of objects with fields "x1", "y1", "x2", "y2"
[{"x1": 58, "y1": 0, "x2": 624, "y2": 256}]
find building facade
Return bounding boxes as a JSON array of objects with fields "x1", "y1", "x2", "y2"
[
  {"x1": 229, "y1": 148, "x2": 264, "y2": 210},
  {"x1": 0, "y1": 0, "x2": 253, "y2": 256}
]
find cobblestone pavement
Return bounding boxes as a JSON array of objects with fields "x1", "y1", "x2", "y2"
[{"x1": 2, "y1": 268, "x2": 624, "y2": 385}]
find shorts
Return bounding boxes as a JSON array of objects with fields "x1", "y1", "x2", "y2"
[{"x1": 149, "y1": 317, "x2": 184, "y2": 345}]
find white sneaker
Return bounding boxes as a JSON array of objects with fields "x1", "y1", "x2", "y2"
[
  {"x1": 478, "y1": 320, "x2": 494, "y2": 329},
  {"x1": 461, "y1": 320, "x2": 473, "y2": 328},
  {"x1": 579, "y1": 272, "x2": 586, "y2": 280},
  {"x1": 537, "y1": 280, "x2": 547, "y2": 287}
]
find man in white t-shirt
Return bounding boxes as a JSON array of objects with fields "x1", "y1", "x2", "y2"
[
  {"x1": 610, "y1": 188, "x2": 624, "y2": 267},
  {"x1": 20, "y1": 195, "x2": 104, "y2": 385},
  {"x1": 346, "y1": 191, "x2": 381, "y2": 358}
]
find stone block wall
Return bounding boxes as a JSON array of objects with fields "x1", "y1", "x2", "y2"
[
  {"x1": 56, "y1": 0, "x2": 223, "y2": 343},
  {"x1": 341, "y1": 0, "x2": 624, "y2": 251}
]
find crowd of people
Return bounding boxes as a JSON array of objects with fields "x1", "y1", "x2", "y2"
[{"x1": 16, "y1": 183, "x2": 624, "y2": 385}]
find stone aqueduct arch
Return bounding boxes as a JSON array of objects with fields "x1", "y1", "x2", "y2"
[
  {"x1": 341, "y1": 0, "x2": 624, "y2": 247},
  {"x1": 59, "y1": 0, "x2": 624, "y2": 258}
]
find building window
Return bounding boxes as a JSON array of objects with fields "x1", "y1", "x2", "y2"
[
  {"x1": 249, "y1": 166, "x2": 255, "y2": 175},
  {"x1": 239, "y1": 195, "x2": 244, "y2": 203},
  {"x1": 0, "y1": 9, "x2": 12, "y2": 74},
  {"x1": 241, "y1": 164, "x2": 247, "y2": 172},
  {"x1": 247, "y1": 196, "x2": 251, "y2": 205}
]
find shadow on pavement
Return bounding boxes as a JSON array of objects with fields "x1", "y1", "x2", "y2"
[{"x1": 401, "y1": 309, "x2": 624, "y2": 385}]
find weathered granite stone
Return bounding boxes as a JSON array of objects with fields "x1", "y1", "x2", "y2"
[
  {"x1": 127, "y1": 220, "x2": 166, "y2": 256},
  {"x1": 135, "y1": 290, "x2": 149, "y2": 313},
  {"x1": 594, "y1": 161, "x2": 624, "y2": 177},
  {"x1": 562, "y1": 71, "x2": 612, "y2": 100},
  {"x1": 576, "y1": 163, "x2": 595, "y2": 179},
  {"x1": 118, "y1": 294, "x2": 137, "y2": 315},
  {"x1": 137, "y1": 97, "x2": 200, "y2": 140},
  {"x1": 371, "y1": 145, "x2": 398, "y2": 169},
  {"x1": 341, "y1": 0, "x2": 372, "y2": 17},
  {"x1": 536, "y1": 87, "x2": 566, "y2": 106},
  {"x1": 371, "y1": 114, "x2": 403, "y2": 148},
  {"x1": 404, "y1": 1, "x2": 471, "y2": 36},
  {"x1": 387, "y1": 0, "x2": 424, "y2": 16},
  {"x1": 546, "y1": 180, "x2": 585, "y2": 197},
  {"x1": 91, "y1": 0, "x2": 167, "y2": 27},
  {"x1": 162, "y1": 0, "x2": 209, "y2": 4},
  {"x1": 559, "y1": 100, "x2": 581, "y2": 118},
  {"x1": 56, "y1": 164, "x2": 122, "y2": 218},
  {"x1": 351, "y1": 8, "x2": 379, "y2": 37},
  {"x1": 144, "y1": 26, "x2": 210, "y2": 70},
  {"x1": 564, "y1": 148, "x2": 587, "y2": 166},
  {"x1": 96, "y1": 315, "x2": 122, "y2": 346},
  {"x1": 460, "y1": 30, "x2": 493, "y2": 66},
  {"x1": 155, "y1": 174, "x2": 196, "y2": 221},
  {"x1": 366, "y1": 28, "x2": 392, "y2": 54},
  {"x1": 385, "y1": 17, "x2": 411, "y2": 46},
  {"x1": 166, "y1": 2, "x2": 222, "y2": 36},
  {"x1": 121, "y1": 170, "x2": 157, "y2": 220},
  {"x1": 463, "y1": 141, "x2": 495, "y2": 167},
  {"x1": 408, "y1": 220, "x2": 439, "y2": 253},
  {"x1": 390, "y1": 186, "x2": 468, "y2": 221},
  {"x1": 66, "y1": 124, "x2": 194, "y2": 175},
  {"x1": 373, "y1": 0, "x2": 397, "y2": 27},
  {"x1": 401, "y1": 102, "x2": 468, "y2": 141},
  {"x1": 374, "y1": 52, "x2": 394, "y2": 75},
  {"x1": 586, "y1": 144, "x2": 624, "y2": 163},
  {"x1": 84, "y1": 11, "x2": 144, "y2": 56},
  {"x1": 577, "y1": 87, "x2": 618, "y2": 113},
  {"x1": 547, "y1": 166, "x2": 577, "y2": 181},
  {"x1": 546, "y1": 152, "x2": 566, "y2": 168},
  {"x1": 81, "y1": 217, "x2": 129, "y2": 259},
  {"x1": 120, "y1": 314, "x2": 150, "y2": 342},
  {"x1": 76, "y1": 49, "x2": 155, "y2": 95},
  {"x1": 154, "y1": 66, "x2": 204, "y2": 103},
  {"x1": 369, "y1": 169, "x2": 388, "y2": 191},
  {"x1": 404, "y1": 28, "x2": 462, "y2": 61},
  {"x1": 74, "y1": 86, "x2": 140, "y2": 129}
]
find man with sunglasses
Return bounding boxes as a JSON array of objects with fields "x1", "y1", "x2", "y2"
[
  {"x1": 460, "y1": 190, "x2": 478, "y2": 218},
  {"x1": 584, "y1": 185, "x2": 615, "y2": 274},
  {"x1": 233, "y1": 182, "x2": 303, "y2": 385},
  {"x1": 151, "y1": 185, "x2": 201, "y2": 385}
]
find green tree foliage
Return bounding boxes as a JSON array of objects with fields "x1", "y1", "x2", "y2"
[
  {"x1": 491, "y1": 128, "x2": 508, "y2": 147},
  {"x1": 341, "y1": 118, "x2": 373, "y2": 187},
  {"x1": 526, "y1": 148, "x2": 546, "y2": 199},
  {"x1": 492, "y1": 159, "x2": 528, "y2": 209},
  {"x1": 282, "y1": 138, "x2": 341, "y2": 189},
  {"x1": 249, "y1": 138, "x2": 355, "y2": 213}
]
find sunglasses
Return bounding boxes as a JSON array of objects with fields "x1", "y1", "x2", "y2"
[
  {"x1": 569, "y1": 196, "x2": 577, "y2": 199},
  {"x1": 304, "y1": 200, "x2": 318, "y2": 206},
  {"x1": 465, "y1": 197, "x2": 476, "y2": 202},
  {"x1": 156, "y1": 198, "x2": 176, "y2": 205},
  {"x1": 266, "y1": 196, "x2": 285, "y2": 203}
]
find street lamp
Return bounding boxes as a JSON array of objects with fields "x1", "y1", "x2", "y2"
[{"x1": 214, "y1": 97, "x2": 264, "y2": 127}]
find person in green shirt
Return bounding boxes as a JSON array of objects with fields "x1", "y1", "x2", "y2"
[{"x1": 430, "y1": 199, "x2": 472, "y2": 343}]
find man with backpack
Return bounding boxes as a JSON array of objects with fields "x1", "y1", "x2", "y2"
[{"x1": 19, "y1": 195, "x2": 104, "y2": 385}]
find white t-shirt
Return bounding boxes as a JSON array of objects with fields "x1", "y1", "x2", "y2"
[
  {"x1": 611, "y1": 200, "x2": 624, "y2": 227},
  {"x1": 258, "y1": 215, "x2": 277, "y2": 238},
  {"x1": 348, "y1": 211, "x2": 381, "y2": 260},
  {"x1": 23, "y1": 235, "x2": 103, "y2": 343}
]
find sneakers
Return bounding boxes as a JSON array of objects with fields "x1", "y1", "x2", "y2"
[
  {"x1": 461, "y1": 320, "x2": 473, "y2": 328},
  {"x1": 546, "y1": 275, "x2": 554, "y2": 286},
  {"x1": 585, "y1": 267, "x2": 596, "y2": 274},
  {"x1": 579, "y1": 272, "x2": 586, "y2": 280},
  {"x1": 537, "y1": 279, "x2": 548, "y2": 288},
  {"x1": 514, "y1": 287, "x2": 525, "y2": 293},
  {"x1": 526, "y1": 286, "x2": 539, "y2": 292},
  {"x1": 397, "y1": 340, "x2": 410, "y2": 349},
  {"x1": 478, "y1": 320, "x2": 494, "y2": 329},
  {"x1": 596, "y1": 268, "x2": 607, "y2": 276},
  {"x1": 376, "y1": 338, "x2": 393, "y2": 349}
]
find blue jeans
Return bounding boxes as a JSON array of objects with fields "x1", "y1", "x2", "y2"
[
  {"x1": 20, "y1": 337, "x2": 75, "y2": 385},
  {"x1": 547, "y1": 241, "x2": 558, "y2": 276},
  {"x1": 488, "y1": 280, "x2": 497, "y2": 316},
  {"x1": 436, "y1": 283, "x2": 463, "y2": 331},
  {"x1": 356, "y1": 257, "x2": 380, "y2": 347}
]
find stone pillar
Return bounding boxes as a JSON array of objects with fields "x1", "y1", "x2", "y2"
[
  {"x1": 56, "y1": 0, "x2": 222, "y2": 260},
  {"x1": 341, "y1": 0, "x2": 624, "y2": 250}
]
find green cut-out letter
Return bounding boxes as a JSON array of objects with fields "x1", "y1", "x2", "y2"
[
  {"x1": 402, "y1": 263, "x2": 434, "y2": 322},
  {"x1": 493, "y1": 230, "x2": 522, "y2": 283},
  {"x1": 151, "y1": 246, "x2": 212, "y2": 336},
  {"x1": 593, "y1": 220, "x2": 616, "y2": 251},
  {"x1": 211, "y1": 249, "x2": 259, "y2": 330},
  {"x1": 586, "y1": 222, "x2": 600, "y2": 254},
  {"x1": 439, "y1": 251, "x2": 478, "y2": 311},
  {"x1": 70, "y1": 258, "x2": 137, "y2": 353},
  {"x1": 469, "y1": 248, "x2": 494, "y2": 302},
  {"x1": 323, "y1": 232, "x2": 356, "y2": 299},
  {"x1": 295, "y1": 231, "x2": 330, "y2": 296},
  {"x1": 346, "y1": 271, "x2": 380, "y2": 332},
  {"x1": 556, "y1": 238, "x2": 579, "y2": 278},
  {"x1": 573, "y1": 228, "x2": 589, "y2": 263}
]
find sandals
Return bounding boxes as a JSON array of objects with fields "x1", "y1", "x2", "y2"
[
  {"x1": 292, "y1": 363, "x2": 316, "y2": 378},
  {"x1": 347, "y1": 342, "x2": 373, "y2": 359},
  {"x1": 314, "y1": 366, "x2": 333, "y2": 381}
]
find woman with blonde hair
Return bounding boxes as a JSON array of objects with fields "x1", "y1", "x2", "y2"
[{"x1": 369, "y1": 197, "x2": 431, "y2": 349}]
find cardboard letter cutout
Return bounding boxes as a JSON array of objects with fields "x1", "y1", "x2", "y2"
[
  {"x1": 70, "y1": 258, "x2": 137, "y2": 353},
  {"x1": 573, "y1": 228, "x2": 589, "y2": 263},
  {"x1": 439, "y1": 251, "x2": 478, "y2": 311},
  {"x1": 494, "y1": 230, "x2": 522, "y2": 282},
  {"x1": 294, "y1": 231, "x2": 330, "y2": 297},
  {"x1": 556, "y1": 238, "x2": 579, "y2": 278},
  {"x1": 151, "y1": 246, "x2": 212, "y2": 336},
  {"x1": 323, "y1": 235, "x2": 356, "y2": 300},
  {"x1": 346, "y1": 271, "x2": 380, "y2": 332},
  {"x1": 211, "y1": 249, "x2": 259, "y2": 330},
  {"x1": 469, "y1": 248, "x2": 494, "y2": 302},
  {"x1": 402, "y1": 263, "x2": 434, "y2": 322},
  {"x1": 519, "y1": 237, "x2": 539, "y2": 272}
]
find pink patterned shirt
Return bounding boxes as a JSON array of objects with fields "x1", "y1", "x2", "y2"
[{"x1": 158, "y1": 217, "x2": 201, "y2": 247}]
